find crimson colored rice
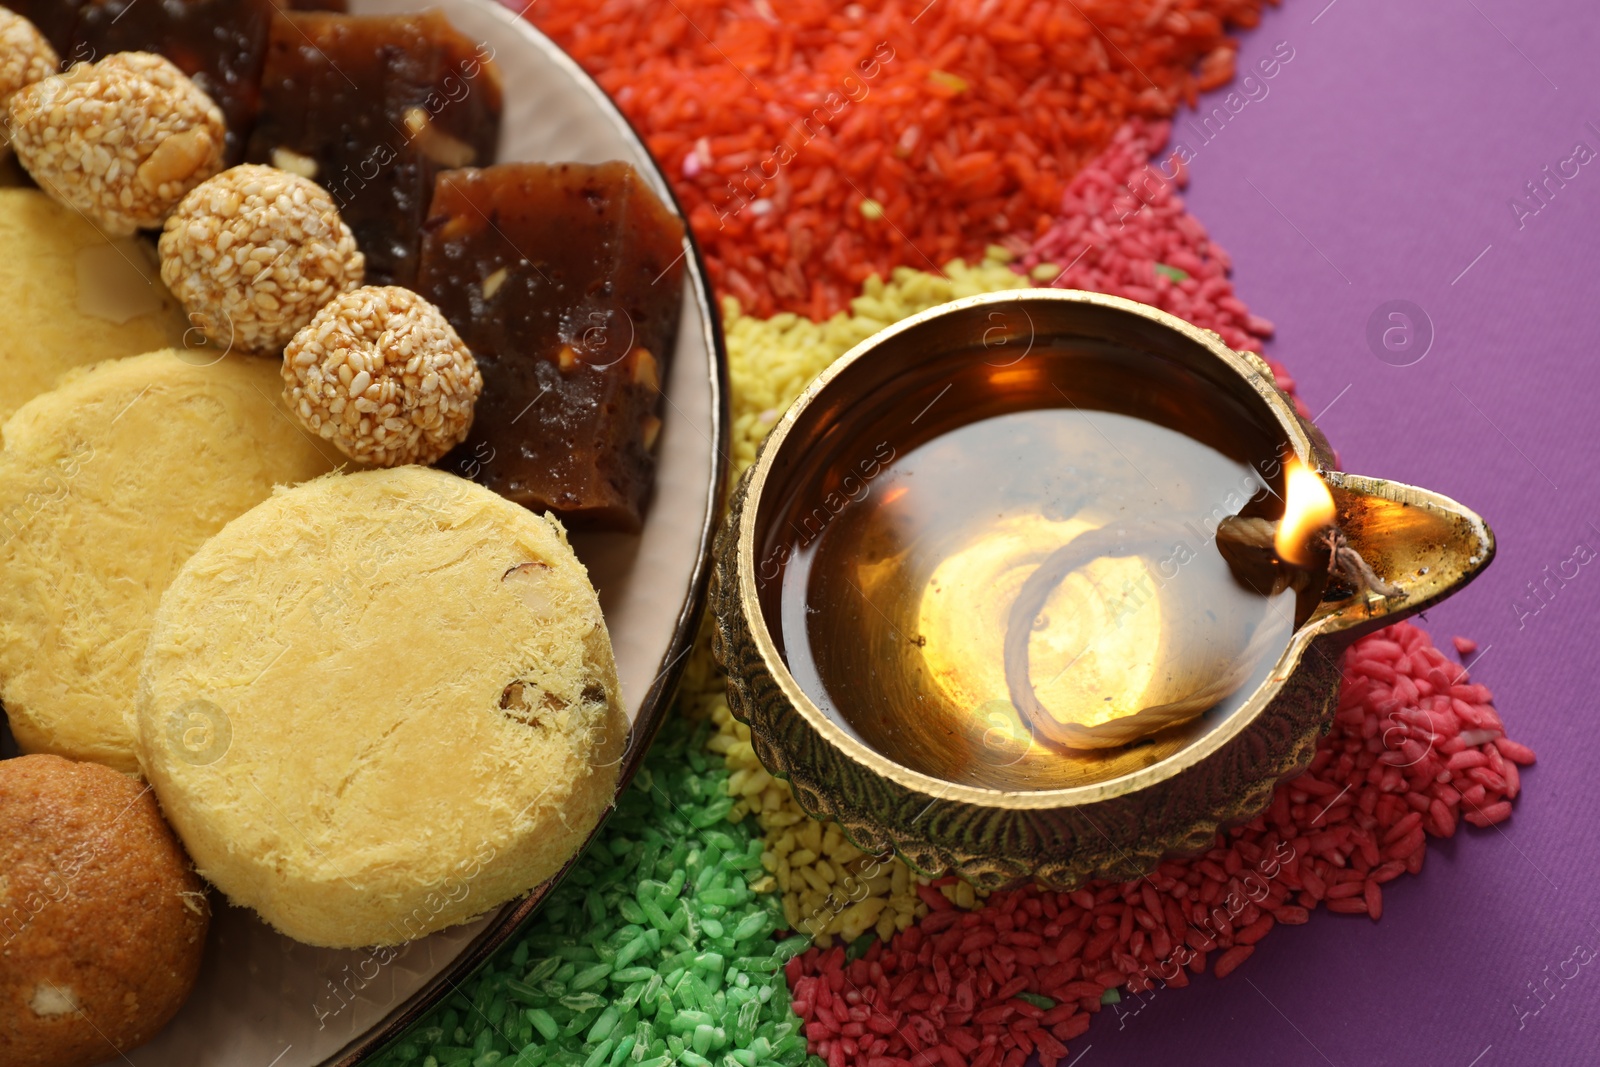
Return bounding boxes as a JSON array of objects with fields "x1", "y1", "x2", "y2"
[{"x1": 1015, "y1": 120, "x2": 1282, "y2": 370}]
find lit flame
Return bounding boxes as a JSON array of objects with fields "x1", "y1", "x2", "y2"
[{"x1": 1274, "y1": 459, "x2": 1337, "y2": 566}]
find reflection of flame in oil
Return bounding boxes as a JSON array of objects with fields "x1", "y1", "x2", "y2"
[
  {"x1": 914, "y1": 515, "x2": 1162, "y2": 742},
  {"x1": 1274, "y1": 458, "x2": 1336, "y2": 566}
]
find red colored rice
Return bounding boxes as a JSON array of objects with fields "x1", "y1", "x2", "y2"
[
  {"x1": 786, "y1": 622, "x2": 1534, "y2": 1067},
  {"x1": 522, "y1": 0, "x2": 1280, "y2": 318}
]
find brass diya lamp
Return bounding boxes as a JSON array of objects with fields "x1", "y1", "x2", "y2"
[{"x1": 710, "y1": 289, "x2": 1493, "y2": 890}]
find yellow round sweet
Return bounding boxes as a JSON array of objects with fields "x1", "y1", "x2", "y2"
[
  {"x1": 135, "y1": 466, "x2": 626, "y2": 948},
  {"x1": 0, "y1": 348, "x2": 340, "y2": 772}
]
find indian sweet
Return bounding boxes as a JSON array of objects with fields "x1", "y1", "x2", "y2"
[
  {"x1": 246, "y1": 10, "x2": 502, "y2": 285},
  {"x1": 66, "y1": 0, "x2": 276, "y2": 164},
  {"x1": 159, "y1": 163, "x2": 364, "y2": 354},
  {"x1": 0, "y1": 9, "x2": 56, "y2": 155},
  {"x1": 0, "y1": 754, "x2": 208, "y2": 1067},
  {"x1": 7, "y1": 52, "x2": 225, "y2": 234},
  {"x1": 0, "y1": 348, "x2": 340, "y2": 772},
  {"x1": 419, "y1": 162, "x2": 685, "y2": 531},
  {"x1": 282, "y1": 285, "x2": 480, "y2": 465},
  {"x1": 135, "y1": 466, "x2": 627, "y2": 948},
  {"x1": 0, "y1": 188, "x2": 188, "y2": 422}
]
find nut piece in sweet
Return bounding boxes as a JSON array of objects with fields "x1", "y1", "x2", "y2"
[
  {"x1": 159, "y1": 164, "x2": 364, "y2": 354},
  {"x1": 0, "y1": 10, "x2": 58, "y2": 156},
  {"x1": 283, "y1": 285, "x2": 482, "y2": 466},
  {"x1": 7, "y1": 52, "x2": 225, "y2": 235}
]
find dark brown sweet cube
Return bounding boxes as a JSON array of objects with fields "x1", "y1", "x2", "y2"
[
  {"x1": 245, "y1": 11, "x2": 501, "y2": 286},
  {"x1": 419, "y1": 163, "x2": 688, "y2": 533},
  {"x1": 69, "y1": 0, "x2": 277, "y2": 164}
]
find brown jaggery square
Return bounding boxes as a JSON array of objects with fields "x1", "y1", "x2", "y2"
[
  {"x1": 68, "y1": 0, "x2": 277, "y2": 164},
  {"x1": 419, "y1": 162, "x2": 688, "y2": 533},
  {"x1": 245, "y1": 10, "x2": 502, "y2": 286}
]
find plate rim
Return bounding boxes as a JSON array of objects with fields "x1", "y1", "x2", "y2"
[{"x1": 324, "y1": 4, "x2": 729, "y2": 1062}]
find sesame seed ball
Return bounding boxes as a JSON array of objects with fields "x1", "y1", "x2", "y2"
[
  {"x1": 284, "y1": 286, "x2": 482, "y2": 466},
  {"x1": 7, "y1": 52, "x2": 225, "y2": 235},
  {"x1": 0, "y1": 10, "x2": 58, "y2": 156},
  {"x1": 159, "y1": 165, "x2": 365, "y2": 355}
]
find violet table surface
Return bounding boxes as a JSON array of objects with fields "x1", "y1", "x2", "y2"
[{"x1": 1093, "y1": 2, "x2": 1600, "y2": 1065}]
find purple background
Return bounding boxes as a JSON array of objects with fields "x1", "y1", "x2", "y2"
[{"x1": 1093, "y1": 2, "x2": 1600, "y2": 1065}]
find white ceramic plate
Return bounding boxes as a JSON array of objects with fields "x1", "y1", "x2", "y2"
[{"x1": 103, "y1": 2, "x2": 728, "y2": 1063}]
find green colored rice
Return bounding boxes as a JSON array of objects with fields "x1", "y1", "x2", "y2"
[{"x1": 373, "y1": 717, "x2": 806, "y2": 1067}]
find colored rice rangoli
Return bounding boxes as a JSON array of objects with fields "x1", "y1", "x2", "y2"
[{"x1": 372, "y1": 2, "x2": 1535, "y2": 1064}]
